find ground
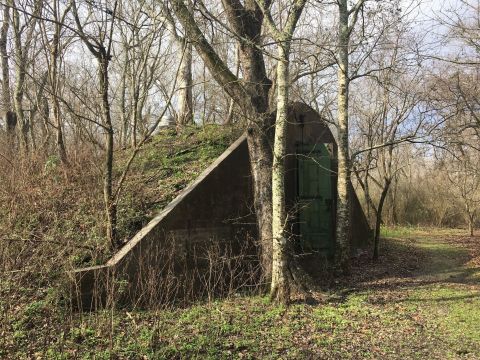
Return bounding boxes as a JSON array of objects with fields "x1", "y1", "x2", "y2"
[{"x1": 1, "y1": 226, "x2": 479, "y2": 359}]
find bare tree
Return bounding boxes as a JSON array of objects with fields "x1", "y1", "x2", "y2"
[
  {"x1": 39, "y1": 0, "x2": 71, "y2": 164},
  {"x1": 444, "y1": 145, "x2": 480, "y2": 236},
  {"x1": 172, "y1": 0, "x2": 276, "y2": 282},
  {"x1": 161, "y1": 4, "x2": 193, "y2": 127},
  {"x1": 256, "y1": 0, "x2": 307, "y2": 303},
  {"x1": 10, "y1": 0, "x2": 43, "y2": 154},
  {"x1": 71, "y1": 0, "x2": 119, "y2": 248},
  {"x1": 117, "y1": 1, "x2": 168, "y2": 147},
  {"x1": 350, "y1": 23, "x2": 429, "y2": 259},
  {"x1": 334, "y1": 0, "x2": 366, "y2": 273}
]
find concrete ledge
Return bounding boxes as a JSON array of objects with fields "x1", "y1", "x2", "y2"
[{"x1": 71, "y1": 134, "x2": 256, "y2": 309}]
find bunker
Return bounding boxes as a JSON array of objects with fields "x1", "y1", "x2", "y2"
[{"x1": 71, "y1": 102, "x2": 371, "y2": 309}]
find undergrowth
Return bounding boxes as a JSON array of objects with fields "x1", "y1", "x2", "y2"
[
  {"x1": 0, "y1": 124, "x2": 243, "y2": 358},
  {"x1": 1, "y1": 129, "x2": 479, "y2": 359}
]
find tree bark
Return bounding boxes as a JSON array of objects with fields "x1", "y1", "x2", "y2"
[
  {"x1": 11, "y1": 0, "x2": 42, "y2": 155},
  {"x1": 0, "y1": 4, "x2": 11, "y2": 114},
  {"x1": 262, "y1": 0, "x2": 307, "y2": 303},
  {"x1": 0, "y1": 4, "x2": 15, "y2": 151},
  {"x1": 130, "y1": 82, "x2": 139, "y2": 148},
  {"x1": 177, "y1": 38, "x2": 193, "y2": 126},
  {"x1": 468, "y1": 212, "x2": 474, "y2": 237},
  {"x1": 13, "y1": 64, "x2": 28, "y2": 153},
  {"x1": 99, "y1": 57, "x2": 118, "y2": 249},
  {"x1": 335, "y1": 0, "x2": 351, "y2": 273},
  {"x1": 12, "y1": 29, "x2": 28, "y2": 154},
  {"x1": 120, "y1": 58, "x2": 128, "y2": 148},
  {"x1": 48, "y1": 1, "x2": 68, "y2": 164},
  {"x1": 270, "y1": 45, "x2": 290, "y2": 303},
  {"x1": 373, "y1": 179, "x2": 391, "y2": 261},
  {"x1": 246, "y1": 121, "x2": 274, "y2": 282}
]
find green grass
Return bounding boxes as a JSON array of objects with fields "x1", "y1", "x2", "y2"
[
  {"x1": 2, "y1": 131, "x2": 480, "y2": 359},
  {"x1": 116, "y1": 124, "x2": 243, "y2": 242},
  {"x1": 381, "y1": 225, "x2": 468, "y2": 239},
  {"x1": 4, "y1": 227, "x2": 480, "y2": 358}
]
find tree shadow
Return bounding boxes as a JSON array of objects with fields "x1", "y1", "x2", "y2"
[
  {"x1": 367, "y1": 292, "x2": 479, "y2": 305},
  {"x1": 320, "y1": 235, "x2": 480, "y2": 299}
]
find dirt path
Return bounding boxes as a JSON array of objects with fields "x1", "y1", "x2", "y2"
[{"x1": 329, "y1": 228, "x2": 480, "y2": 359}]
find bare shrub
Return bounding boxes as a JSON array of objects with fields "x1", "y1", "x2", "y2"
[{"x1": 70, "y1": 230, "x2": 263, "y2": 312}]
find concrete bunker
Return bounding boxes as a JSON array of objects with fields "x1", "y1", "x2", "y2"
[{"x1": 71, "y1": 102, "x2": 371, "y2": 309}]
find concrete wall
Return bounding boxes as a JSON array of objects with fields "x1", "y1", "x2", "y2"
[
  {"x1": 71, "y1": 103, "x2": 372, "y2": 310},
  {"x1": 285, "y1": 103, "x2": 372, "y2": 256},
  {"x1": 71, "y1": 135, "x2": 257, "y2": 309}
]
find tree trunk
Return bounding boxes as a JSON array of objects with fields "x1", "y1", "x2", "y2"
[
  {"x1": 0, "y1": 3, "x2": 14, "y2": 154},
  {"x1": 391, "y1": 175, "x2": 399, "y2": 225},
  {"x1": 120, "y1": 61, "x2": 128, "y2": 148},
  {"x1": 14, "y1": 76, "x2": 28, "y2": 154},
  {"x1": 335, "y1": 0, "x2": 351, "y2": 273},
  {"x1": 177, "y1": 38, "x2": 193, "y2": 126},
  {"x1": 268, "y1": 0, "x2": 306, "y2": 301},
  {"x1": 468, "y1": 214, "x2": 474, "y2": 237},
  {"x1": 52, "y1": 96, "x2": 67, "y2": 164},
  {"x1": 246, "y1": 123, "x2": 274, "y2": 283},
  {"x1": 12, "y1": 40, "x2": 28, "y2": 154},
  {"x1": 11, "y1": 3, "x2": 28, "y2": 154},
  {"x1": 130, "y1": 87, "x2": 139, "y2": 148},
  {"x1": 225, "y1": 98, "x2": 235, "y2": 125},
  {"x1": 99, "y1": 57, "x2": 118, "y2": 249},
  {"x1": 239, "y1": 28, "x2": 274, "y2": 285},
  {"x1": 270, "y1": 45, "x2": 290, "y2": 303},
  {"x1": 373, "y1": 179, "x2": 391, "y2": 261},
  {"x1": 50, "y1": 18, "x2": 68, "y2": 165},
  {"x1": 172, "y1": 0, "x2": 274, "y2": 283},
  {"x1": 40, "y1": 96, "x2": 51, "y2": 152}
]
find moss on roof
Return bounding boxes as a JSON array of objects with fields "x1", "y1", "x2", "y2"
[
  {"x1": 0, "y1": 123, "x2": 244, "y2": 273},
  {"x1": 116, "y1": 124, "x2": 244, "y2": 244}
]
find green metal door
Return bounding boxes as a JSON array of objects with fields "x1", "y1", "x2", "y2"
[{"x1": 298, "y1": 144, "x2": 334, "y2": 256}]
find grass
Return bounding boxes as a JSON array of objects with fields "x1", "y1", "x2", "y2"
[
  {"x1": 2, "y1": 132, "x2": 480, "y2": 358},
  {"x1": 1, "y1": 124, "x2": 242, "y2": 264},
  {"x1": 1, "y1": 227, "x2": 480, "y2": 358},
  {"x1": 0, "y1": 124, "x2": 244, "y2": 358},
  {"x1": 116, "y1": 124, "x2": 244, "y2": 243}
]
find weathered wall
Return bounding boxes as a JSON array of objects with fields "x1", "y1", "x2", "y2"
[
  {"x1": 349, "y1": 183, "x2": 372, "y2": 253},
  {"x1": 284, "y1": 103, "x2": 371, "y2": 257},
  {"x1": 71, "y1": 102, "x2": 372, "y2": 310},
  {"x1": 72, "y1": 135, "x2": 257, "y2": 309}
]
